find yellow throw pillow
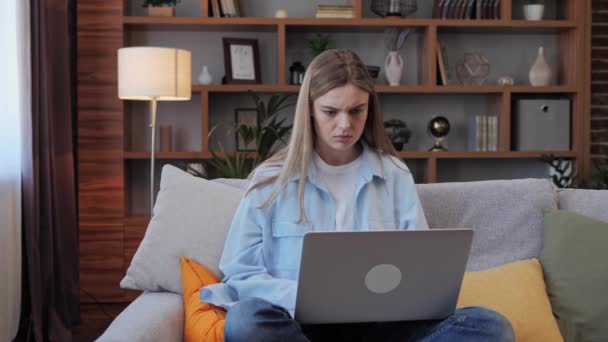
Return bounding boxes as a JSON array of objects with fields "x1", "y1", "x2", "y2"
[
  {"x1": 457, "y1": 259, "x2": 562, "y2": 342},
  {"x1": 180, "y1": 256, "x2": 226, "y2": 342}
]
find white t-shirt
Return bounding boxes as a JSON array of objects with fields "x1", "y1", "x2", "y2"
[{"x1": 313, "y1": 152, "x2": 362, "y2": 231}]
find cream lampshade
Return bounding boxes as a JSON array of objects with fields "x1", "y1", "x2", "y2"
[{"x1": 118, "y1": 47, "x2": 192, "y2": 212}]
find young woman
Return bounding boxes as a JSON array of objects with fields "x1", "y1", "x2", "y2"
[{"x1": 200, "y1": 49, "x2": 514, "y2": 342}]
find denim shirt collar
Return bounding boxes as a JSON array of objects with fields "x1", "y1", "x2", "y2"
[{"x1": 288, "y1": 141, "x2": 385, "y2": 191}]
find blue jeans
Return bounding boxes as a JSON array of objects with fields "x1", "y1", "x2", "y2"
[{"x1": 224, "y1": 298, "x2": 514, "y2": 342}]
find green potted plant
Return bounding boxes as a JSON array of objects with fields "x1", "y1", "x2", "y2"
[
  {"x1": 187, "y1": 92, "x2": 295, "y2": 179},
  {"x1": 384, "y1": 119, "x2": 412, "y2": 151},
  {"x1": 142, "y1": 0, "x2": 180, "y2": 17},
  {"x1": 541, "y1": 147, "x2": 608, "y2": 190},
  {"x1": 540, "y1": 154, "x2": 577, "y2": 189},
  {"x1": 307, "y1": 33, "x2": 333, "y2": 57}
]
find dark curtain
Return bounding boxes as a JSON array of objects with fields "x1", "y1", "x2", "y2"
[{"x1": 18, "y1": 0, "x2": 79, "y2": 340}]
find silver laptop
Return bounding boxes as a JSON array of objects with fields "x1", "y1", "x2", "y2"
[{"x1": 294, "y1": 229, "x2": 473, "y2": 324}]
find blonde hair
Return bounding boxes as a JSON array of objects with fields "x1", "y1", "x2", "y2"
[{"x1": 249, "y1": 49, "x2": 397, "y2": 221}]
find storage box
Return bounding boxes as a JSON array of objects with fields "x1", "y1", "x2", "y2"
[{"x1": 512, "y1": 98, "x2": 571, "y2": 151}]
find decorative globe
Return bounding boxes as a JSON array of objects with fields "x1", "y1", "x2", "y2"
[{"x1": 427, "y1": 116, "x2": 450, "y2": 138}]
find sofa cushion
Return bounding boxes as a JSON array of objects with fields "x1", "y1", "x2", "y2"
[
  {"x1": 181, "y1": 257, "x2": 225, "y2": 342},
  {"x1": 97, "y1": 292, "x2": 184, "y2": 342},
  {"x1": 557, "y1": 188, "x2": 608, "y2": 223},
  {"x1": 121, "y1": 165, "x2": 245, "y2": 293},
  {"x1": 457, "y1": 259, "x2": 563, "y2": 342},
  {"x1": 416, "y1": 178, "x2": 557, "y2": 271},
  {"x1": 223, "y1": 178, "x2": 557, "y2": 271},
  {"x1": 540, "y1": 209, "x2": 608, "y2": 342},
  {"x1": 212, "y1": 178, "x2": 248, "y2": 190}
]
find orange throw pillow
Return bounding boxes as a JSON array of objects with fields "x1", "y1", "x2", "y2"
[{"x1": 180, "y1": 256, "x2": 226, "y2": 342}]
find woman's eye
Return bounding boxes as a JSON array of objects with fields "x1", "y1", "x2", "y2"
[
  {"x1": 350, "y1": 108, "x2": 362, "y2": 115},
  {"x1": 324, "y1": 110, "x2": 336, "y2": 116}
]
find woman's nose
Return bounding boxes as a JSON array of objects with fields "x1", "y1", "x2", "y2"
[{"x1": 337, "y1": 113, "x2": 351, "y2": 129}]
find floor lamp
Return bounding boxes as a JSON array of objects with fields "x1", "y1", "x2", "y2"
[{"x1": 118, "y1": 47, "x2": 191, "y2": 213}]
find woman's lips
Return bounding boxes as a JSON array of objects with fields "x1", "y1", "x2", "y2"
[{"x1": 334, "y1": 135, "x2": 352, "y2": 142}]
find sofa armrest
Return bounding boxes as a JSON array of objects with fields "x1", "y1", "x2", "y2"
[{"x1": 96, "y1": 292, "x2": 184, "y2": 342}]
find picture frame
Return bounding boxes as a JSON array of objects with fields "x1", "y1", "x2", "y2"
[
  {"x1": 222, "y1": 38, "x2": 261, "y2": 84},
  {"x1": 437, "y1": 40, "x2": 448, "y2": 86},
  {"x1": 234, "y1": 108, "x2": 258, "y2": 151}
]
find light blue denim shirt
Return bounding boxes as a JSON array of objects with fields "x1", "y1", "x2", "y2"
[{"x1": 200, "y1": 143, "x2": 428, "y2": 317}]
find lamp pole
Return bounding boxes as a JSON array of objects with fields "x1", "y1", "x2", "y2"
[{"x1": 150, "y1": 97, "x2": 158, "y2": 214}]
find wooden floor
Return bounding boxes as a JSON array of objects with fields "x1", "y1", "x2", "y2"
[{"x1": 72, "y1": 303, "x2": 128, "y2": 342}]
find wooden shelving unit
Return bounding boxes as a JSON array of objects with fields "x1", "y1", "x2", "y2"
[
  {"x1": 122, "y1": 1, "x2": 586, "y2": 185},
  {"x1": 77, "y1": 0, "x2": 590, "y2": 304}
]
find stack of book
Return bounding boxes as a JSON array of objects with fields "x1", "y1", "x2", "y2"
[
  {"x1": 432, "y1": 0, "x2": 501, "y2": 20},
  {"x1": 468, "y1": 115, "x2": 499, "y2": 152},
  {"x1": 315, "y1": 5, "x2": 354, "y2": 18}
]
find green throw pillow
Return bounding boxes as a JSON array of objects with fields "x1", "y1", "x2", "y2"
[{"x1": 541, "y1": 209, "x2": 608, "y2": 342}]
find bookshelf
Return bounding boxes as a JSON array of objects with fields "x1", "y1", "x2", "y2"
[{"x1": 77, "y1": 0, "x2": 590, "y2": 303}]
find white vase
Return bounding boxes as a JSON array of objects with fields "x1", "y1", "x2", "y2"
[
  {"x1": 384, "y1": 51, "x2": 403, "y2": 86},
  {"x1": 523, "y1": 4, "x2": 544, "y2": 21},
  {"x1": 529, "y1": 46, "x2": 552, "y2": 86},
  {"x1": 197, "y1": 65, "x2": 213, "y2": 85}
]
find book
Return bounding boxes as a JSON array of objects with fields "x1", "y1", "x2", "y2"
[
  {"x1": 465, "y1": 0, "x2": 476, "y2": 19},
  {"x1": 315, "y1": 13, "x2": 354, "y2": 18},
  {"x1": 458, "y1": 0, "x2": 469, "y2": 19},
  {"x1": 493, "y1": 0, "x2": 501, "y2": 19},
  {"x1": 315, "y1": 4, "x2": 354, "y2": 18},
  {"x1": 486, "y1": 0, "x2": 493, "y2": 19},
  {"x1": 436, "y1": 0, "x2": 447, "y2": 18},
  {"x1": 452, "y1": 0, "x2": 464, "y2": 19},
  {"x1": 447, "y1": 0, "x2": 458, "y2": 18},
  {"x1": 483, "y1": 115, "x2": 489, "y2": 151},
  {"x1": 476, "y1": 116, "x2": 483, "y2": 151},
  {"x1": 469, "y1": 115, "x2": 499, "y2": 151},
  {"x1": 316, "y1": 10, "x2": 354, "y2": 14},
  {"x1": 433, "y1": 0, "x2": 442, "y2": 18},
  {"x1": 437, "y1": 40, "x2": 448, "y2": 86},
  {"x1": 316, "y1": 8, "x2": 354, "y2": 13},
  {"x1": 233, "y1": 0, "x2": 242, "y2": 17},
  {"x1": 317, "y1": 5, "x2": 354, "y2": 10},
  {"x1": 219, "y1": 0, "x2": 231, "y2": 17},
  {"x1": 490, "y1": 115, "x2": 498, "y2": 151},
  {"x1": 442, "y1": 0, "x2": 452, "y2": 19},
  {"x1": 210, "y1": 0, "x2": 221, "y2": 18}
]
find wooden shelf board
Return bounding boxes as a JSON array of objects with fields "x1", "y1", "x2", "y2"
[
  {"x1": 123, "y1": 16, "x2": 576, "y2": 32},
  {"x1": 508, "y1": 86, "x2": 577, "y2": 93},
  {"x1": 192, "y1": 84, "x2": 576, "y2": 94},
  {"x1": 399, "y1": 151, "x2": 578, "y2": 159},
  {"x1": 123, "y1": 16, "x2": 278, "y2": 32},
  {"x1": 192, "y1": 84, "x2": 299, "y2": 93},
  {"x1": 436, "y1": 19, "x2": 575, "y2": 28}
]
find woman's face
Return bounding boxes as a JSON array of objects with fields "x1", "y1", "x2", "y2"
[{"x1": 312, "y1": 83, "x2": 369, "y2": 165}]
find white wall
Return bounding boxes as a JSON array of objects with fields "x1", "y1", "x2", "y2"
[{"x1": 0, "y1": 0, "x2": 29, "y2": 340}]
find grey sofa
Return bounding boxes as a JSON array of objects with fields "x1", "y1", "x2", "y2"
[{"x1": 97, "y1": 177, "x2": 608, "y2": 342}]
